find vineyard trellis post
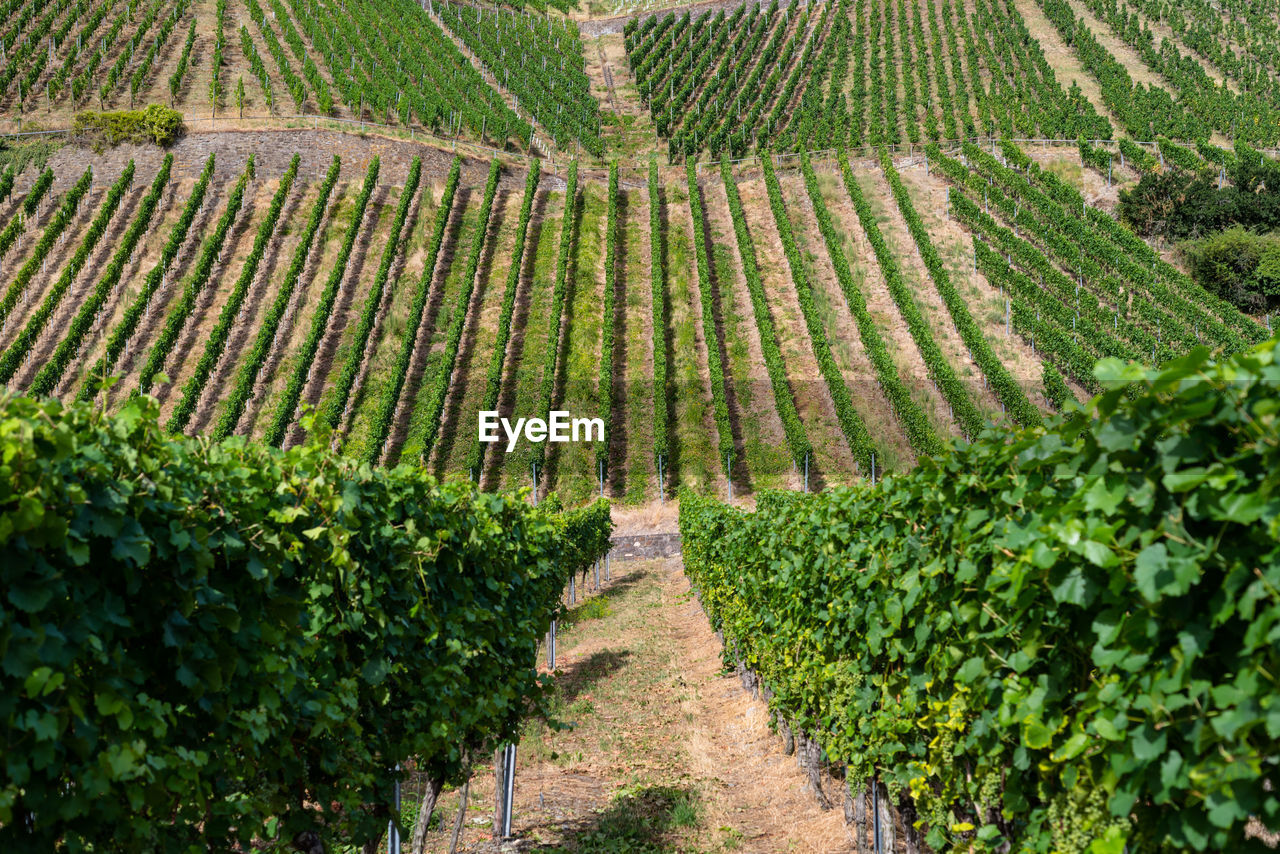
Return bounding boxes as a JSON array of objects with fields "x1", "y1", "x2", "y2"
[
  {"x1": 872, "y1": 774, "x2": 882, "y2": 853},
  {"x1": 493, "y1": 743, "x2": 517, "y2": 840},
  {"x1": 386, "y1": 765, "x2": 402, "y2": 853},
  {"x1": 547, "y1": 619, "x2": 556, "y2": 669}
]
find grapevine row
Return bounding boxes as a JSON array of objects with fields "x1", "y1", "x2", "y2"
[
  {"x1": 0, "y1": 167, "x2": 93, "y2": 328},
  {"x1": 136, "y1": 156, "x2": 255, "y2": 396},
  {"x1": 0, "y1": 168, "x2": 53, "y2": 265},
  {"x1": 79, "y1": 153, "x2": 216, "y2": 402},
  {"x1": 322, "y1": 157, "x2": 423, "y2": 433},
  {"x1": 166, "y1": 156, "x2": 301, "y2": 433},
  {"x1": 797, "y1": 153, "x2": 941, "y2": 458},
  {"x1": 0, "y1": 163, "x2": 134, "y2": 384},
  {"x1": 530, "y1": 160, "x2": 578, "y2": 473},
  {"x1": 460, "y1": 159, "x2": 534, "y2": 475},
  {"x1": 419, "y1": 158, "x2": 502, "y2": 463},
  {"x1": 838, "y1": 154, "x2": 985, "y2": 439},
  {"x1": 213, "y1": 155, "x2": 342, "y2": 441},
  {"x1": 679, "y1": 336, "x2": 1280, "y2": 853},
  {"x1": 718, "y1": 156, "x2": 810, "y2": 468},
  {"x1": 760, "y1": 155, "x2": 877, "y2": 469},
  {"x1": 264, "y1": 157, "x2": 380, "y2": 448},
  {"x1": 367, "y1": 157, "x2": 462, "y2": 465},
  {"x1": 685, "y1": 162, "x2": 734, "y2": 468},
  {"x1": 878, "y1": 153, "x2": 1041, "y2": 425},
  {"x1": 30, "y1": 155, "x2": 172, "y2": 397},
  {"x1": 595, "y1": 163, "x2": 618, "y2": 481},
  {"x1": 649, "y1": 159, "x2": 669, "y2": 484}
]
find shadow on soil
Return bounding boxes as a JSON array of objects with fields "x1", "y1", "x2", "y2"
[
  {"x1": 553, "y1": 648, "x2": 631, "y2": 707},
  {"x1": 529, "y1": 784, "x2": 701, "y2": 853}
]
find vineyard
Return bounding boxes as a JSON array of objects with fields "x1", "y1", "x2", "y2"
[
  {"x1": 2, "y1": 0, "x2": 1280, "y2": 848},
  {"x1": 0, "y1": 134, "x2": 1264, "y2": 501}
]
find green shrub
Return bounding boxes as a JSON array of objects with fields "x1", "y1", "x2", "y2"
[
  {"x1": 1118, "y1": 149, "x2": 1280, "y2": 240},
  {"x1": 71, "y1": 104, "x2": 185, "y2": 148},
  {"x1": 1180, "y1": 227, "x2": 1280, "y2": 312}
]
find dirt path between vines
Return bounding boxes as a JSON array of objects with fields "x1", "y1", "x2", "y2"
[{"x1": 417, "y1": 556, "x2": 851, "y2": 854}]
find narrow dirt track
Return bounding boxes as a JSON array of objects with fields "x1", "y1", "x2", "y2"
[{"x1": 417, "y1": 556, "x2": 851, "y2": 854}]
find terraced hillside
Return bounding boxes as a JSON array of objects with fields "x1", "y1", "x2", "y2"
[
  {"x1": 4, "y1": 0, "x2": 1280, "y2": 849},
  {"x1": 0, "y1": 128, "x2": 1267, "y2": 503},
  {"x1": 0, "y1": 0, "x2": 1275, "y2": 505}
]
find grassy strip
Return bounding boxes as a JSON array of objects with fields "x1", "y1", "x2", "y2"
[
  {"x1": 263, "y1": 157, "x2": 380, "y2": 447},
  {"x1": 167, "y1": 156, "x2": 301, "y2": 433},
  {"x1": 79, "y1": 154, "x2": 217, "y2": 402},
  {"x1": 365, "y1": 158, "x2": 463, "y2": 465},
  {"x1": 213, "y1": 156, "x2": 341, "y2": 440},
  {"x1": 418, "y1": 159, "x2": 502, "y2": 463}
]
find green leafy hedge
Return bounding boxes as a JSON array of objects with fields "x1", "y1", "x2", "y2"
[
  {"x1": 71, "y1": 104, "x2": 185, "y2": 147},
  {"x1": 681, "y1": 336, "x2": 1280, "y2": 852},
  {"x1": 0, "y1": 392, "x2": 613, "y2": 849}
]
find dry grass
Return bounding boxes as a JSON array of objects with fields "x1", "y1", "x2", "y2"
[
  {"x1": 610, "y1": 500, "x2": 680, "y2": 535},
  {"x1": 415, "y1": 556, "x2": 853, "y2": 853}
]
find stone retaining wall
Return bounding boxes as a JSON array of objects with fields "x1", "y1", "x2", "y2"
[
  {"x1": 608, "y1": 532, "x2": 682, "y2": 561},
  {"x1": 29, "y1": 130, "x2": 571, "y2": 194}
]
